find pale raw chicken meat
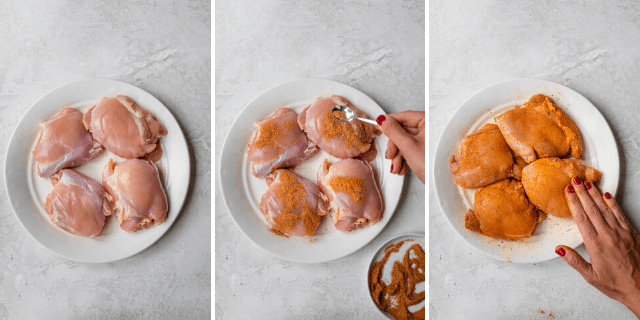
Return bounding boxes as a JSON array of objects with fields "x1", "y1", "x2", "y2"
[
  {"x1": 33, "y1": 108, "x2": 104, "y2": 177},
  {"x1": 298, "y1": 95, "x2": 380, "y2": 160},
  {"x1": 44, "y1": 169, "x2": 114, "y2": 237},
  {"x1": 317, "y1": 158, "x2": 384, "y2": 232},
  {"x1": 259, "y1": 169, "x2": 329, "y2": 237},
  {"x1": 102, "y1": 159, "x2": 168, "y2": 232},
  {"x1": 83, "y1": 95, "x2": 167, "y2": 161},
  {"x1": 247, "y1": 108, "x2": 318, "y2": 177}
]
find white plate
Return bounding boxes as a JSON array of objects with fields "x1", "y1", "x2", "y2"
[
  {"x1": 4, "y1": 78, "x2": 190, "y2": 263},
  {"x1": 433, "y1": 78, "x2": 620, "y2": 263},
  {"x1": 367, "y1": 233, "x2": 425, "y2": 319},
  {"x1": 219, "y1": 78, "x2": 404, "y2": 263}
]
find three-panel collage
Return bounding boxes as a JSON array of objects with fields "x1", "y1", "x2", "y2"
[{"x1": 2, "y1": 1, "x2": 640, "y2": 319}]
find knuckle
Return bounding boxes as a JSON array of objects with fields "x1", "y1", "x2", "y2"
[{"x1": 585, "y1": 206, "x2": 601, "y2": 217}]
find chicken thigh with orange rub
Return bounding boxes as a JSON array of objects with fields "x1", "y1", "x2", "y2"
[
  {"x1": 449, "y1": 123, "x2": 523, "y2": 189},
  {"x1": 495, "y1": 94, "x2": 582, "y2": 164},
  {"x1": 521, "y1": 157, "x2": 601, "y2": 219},
  {"x1": 465, "y1": 179, "x2": 541, "y2": 240}
]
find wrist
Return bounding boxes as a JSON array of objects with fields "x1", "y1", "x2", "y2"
[{"x1": 620, "y1": 291, "x2": 640, "y2": 317}]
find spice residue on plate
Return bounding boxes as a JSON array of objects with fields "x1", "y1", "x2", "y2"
[{"x1": 369, "y1": 239, "x2": 425, "y2": 320}]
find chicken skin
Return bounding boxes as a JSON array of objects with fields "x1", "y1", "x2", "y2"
[
  {"x1": 449, "y1": 123, "x2": 523, "y2": 189},
  {"x1": 247, "y1": 108, "x2": 319, "y2": 178},
  {"x1": 495, "y1": 94, "x2": 582, "y2": 163},
  {"x1": 259, "y1": 169, "x2": 329, "y2": 237},
  {"x1": 317, "y1": 158, "x2": 383, "y2": 232},
  {"x1": 521, "y1": 157, "x2": 601, "y2": 218},
  {"x1": 298, "y1": 95, "x2": 380, "y2": 159},
  {"x1": 33, "y1": 108, "x2": 104, "y2": 177},
  {"x1": 465, "y1": 179, "x2": 540, "y2": 240},
  {"x1": 44, "y1": 169, "x2": 113, "y2": 237},
  {"x1": 83, "y1": 95, "x2": 167, "y2": 161},
  {"x1": 102, "y1": 159, "x2": 168, "y2": 232}
]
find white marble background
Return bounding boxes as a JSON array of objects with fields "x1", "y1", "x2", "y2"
[
  {"x1": 0, "y1": 1, "x2": 211, "y2": 319},
  {"x1": 215, "y1": 0, "x2": 425, "y2": 319},
  {"x1": 430, "y1": 0, "x2": 640, "y2": 319}
]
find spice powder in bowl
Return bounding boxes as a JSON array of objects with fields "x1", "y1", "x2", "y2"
[{"x1": 368, "y1": 236, "x2": 426, "y2": 320}]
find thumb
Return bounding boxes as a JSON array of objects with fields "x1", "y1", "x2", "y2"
[
  {"x1": 376, "y1": 115, "x2": 415, "y2": 151},
  {"x1": 555, "y1": 245, "x2": 595, "y2": 282}
]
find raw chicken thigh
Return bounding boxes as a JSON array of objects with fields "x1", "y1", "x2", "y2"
[
  {"x1": 247, "y1": 108, "x2": 319, "y2": 177},
  {"x1": 465, "y1": 179, "x2": 540, "y2": 240},
  {"x1": 102, "y1": 159, "x2": 168, "y2": 232},
  {"x1": 259, "y1": 169, "x2": 329, "y2": 237},
  {"x1": 298, "y1": 95, "x2": 380, "y2": 159},
  {"x1": 521, "y1": 157, "x2": 601, "y2": 218},
  {"x1": 44, "y1": 169, "x2": 113, "y2": 237},
  {"x1": 495, "y1": 94, "x2": 582, "y2": 163},
  {"x1": 317, "y1": 158, "x2": 383, "y2": 232},
  {"x1": 449, "y1": 123, "x2": 522, "y2": 189},
  {"x1": 33, "y1": 108, "x2": 104, "y2": 177},
  {"x1": 83, "y1": 95, "x2": 167, "y2": 160}
]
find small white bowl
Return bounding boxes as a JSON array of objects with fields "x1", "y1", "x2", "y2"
[{"x1": 367, "y1": 233, "x2": 426, "y2": 319}]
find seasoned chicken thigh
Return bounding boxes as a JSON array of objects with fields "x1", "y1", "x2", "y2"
[
  {"x1": 33, "y1": 108, "x2": 103, "y2": 177},
  {"x1": 449, "y1": 123, "x2": 522, "y2": 189},
  {"x1": 298, "y1": 95, "x2": 380, "y2": 159},
  {"x1": 495, "y1": 94, "x2": 582, "y2": 163},
  {"x1": 83, "y1": 95, "x2": 167, "y2": 160},
  {"x1": 259, "y1": 169, "x2": 329, "y2": 237},
  {"x1": 521, "y1": 157, "x2": 601, "y2": 218},
  {"x1": 465, "y1": 179, "x2": 540, "y2": 240},
  {"x1": 44, "y1": 169, "x2": 113, "y2": 237},
  {"x1": 317, "y1": 158, "x2": 383, "y2": 232},
  {"x1": 102, "y1": 159, "x2": 168, "y2": 232},
  {"x1": 247, "y1": 108, "x2": 319, "y2": 178}
]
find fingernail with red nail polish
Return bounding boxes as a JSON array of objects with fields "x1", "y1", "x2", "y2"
[
  {"x1": 376, "y1": 115, "x2": 386, "y2": 125},
  {"x1": 568, "y1": 186, "x2": 575, "y2": 193},
  {"x1": 604, "y1": 192, "x2": 612, "y2": 199},
  {"x1": 573, "y1": 177, "x2": 581, "y2": 185},
  {"x1": 390, "y1": 164, "x2": 394, "y2": 173},
  {"x1": 556, "y1": 247, "x2": 566, "y2": 257},
  {"x1": 585, "y1": 182, "x2": 592, "y2": 190}
]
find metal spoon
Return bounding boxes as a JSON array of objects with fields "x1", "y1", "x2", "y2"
[{"x1": 331, "y1": 105, "x2": 378, "y2": 125}]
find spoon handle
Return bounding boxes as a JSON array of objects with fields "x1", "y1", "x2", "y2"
[{"x1": 358, "y1": 117, "x2": 378, "y2": 125}]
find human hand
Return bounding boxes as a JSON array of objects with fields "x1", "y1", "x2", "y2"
[
  {"x1": 375, "y1": 111, "x2": 425, "y2": 183},
  {"x1": 556, "y1": 177, "x2": 640, "y2": 317}
]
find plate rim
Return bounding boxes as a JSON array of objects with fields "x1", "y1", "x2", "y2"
[
  {"x1": 218, "y1": 77, "x2": 405, "y2": 263},
  {"x1": 4, "y1": 78, "x2": 191, "y2": 263},
  {"x1": 432, "y1": 77, "x2": 621, "y2": 263}
]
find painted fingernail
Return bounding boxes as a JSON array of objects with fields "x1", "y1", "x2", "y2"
[
  {"x1": 555, "y1": 247, "x2": 566, "y2": 257},
  {"x1": 376, "y1": 115, "x2": 386, "y2": 125},
  {"x1": 604, "y1": 192, "x2": 612, "y2": 199},
  {"x1": 390, "y1": 164, "x2": 394, "y2": 173},
  {"x1": 585, "y1": 182, "x2": 592, "y2": 190},
  {"x1": 573, "y1": 177, "x2": 581, "y2": 185},
  {"x1": 568, "y1": 185, "x2": 575, "y2": 193}
]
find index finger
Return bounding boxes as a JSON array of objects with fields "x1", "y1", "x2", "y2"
[
  {"x1": 565, "y1": 185, "x2": 597, "y2": 240},
  {"x1": 387, "y1": 111, "x2": 425, "y2": 128}
]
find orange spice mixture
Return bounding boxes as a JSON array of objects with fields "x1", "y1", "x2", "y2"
[
  {"x1": 271, "y1": 170, "x2": 320, "y2": 236},
  {"x1": 254, "y1": 120, "x2": 293, "y2": 154},
  {"x1": 328, "y1": 175, "x2": 365, "y2": 203},
  {"x1": 320, "y1": 110, "x2": 370, "y2": 152},
  {"x1": 369, "y1": 240, "x2": 426, "y2": 320}
]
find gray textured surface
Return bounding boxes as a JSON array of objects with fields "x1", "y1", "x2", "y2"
[
  {"x1": 215, "y1": 0, "x2": 425, "y2": 319},
  {"x1": 430, "y1": 0, "x2": 639, "y2": 319},
  {"x1": 0, "y1": 1, "x2": 211, "y2": 319}
]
